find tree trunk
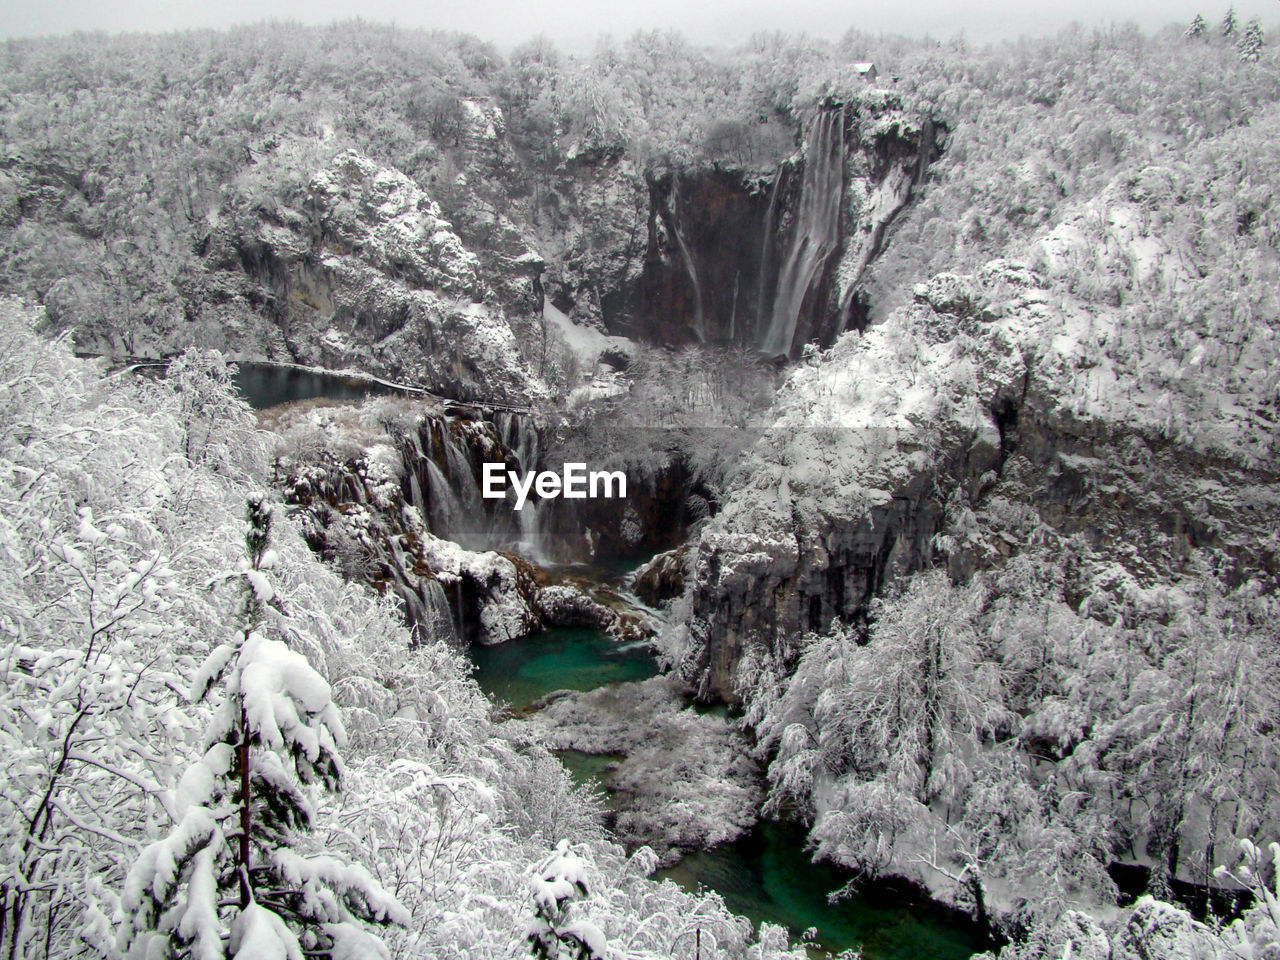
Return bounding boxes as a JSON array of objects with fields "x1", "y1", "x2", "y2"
[{"x1": 239, "y1": 705, "x2": 252, "y2": 908}]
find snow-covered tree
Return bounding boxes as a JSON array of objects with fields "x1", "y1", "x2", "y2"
[
  {"x1": 527, "y1": 840, "x2": 608, "y2": 960},
  {"x1": 1214, "y1": 838, "x2": 1280, "y2": 956},
  {"x1": 117, "y1": 499, "x2": 407, "y2": 959},
  {"x1": 1222, "y1": 7, "x2": 1238, "y2": 38},
  {"x1": 1185, "y1": 14, "x2": 1208, "y2": 40},
  {"x1": 1239, "y1": 18, "x2": 1264, "y2": 62}
]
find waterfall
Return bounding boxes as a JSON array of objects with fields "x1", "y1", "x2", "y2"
[
  {"x1": 407, "y1": 470, "x2": 426, "y2": 519},
  {"x1": 403, "y1": 410, "x2": 552, "y2": 563},
  {"x1": 422, "y1": 577, "x2": 458, "y2": 645},
  {"x1": 759, "y1": 108, "x2": 845, "y2": 358},
  {"x1": 424, "y1": 458, "x2": 457, "y2": 536},
  {"x1": 494, "y1": 410, "x2": 548, "y2": 564},
  {"x1": 388, "y1": 536, "x2": 458, "y2": 646},
  {"x1": 756, "y1": 171, "x2": 782, "y2": 341},
  {"x1": 670, "y1": 177, "x2": 706, "y2": 342}
]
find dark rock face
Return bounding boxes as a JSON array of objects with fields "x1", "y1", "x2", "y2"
[
  {"x1": 685, "y1": 441, "x2": 1001, "y2": 701},
  {"x1": 638, "y1": 168, "x2": 774, "y2": 346},
  {"x1": 632, "y1": 546, "x2": 690, "y2": 607},
  {"x1": 629, "y1": 98, "x2": 941, "y2": 356},
  {"x1": 539, "y1": 455, "x2": 700, "y2": 564},
  {"x1": 540, "y1": 93, "x2": 942, "y2": 358},
  {"x1": 675, "y1": 261, "x2": 1280, "y2": 703}
]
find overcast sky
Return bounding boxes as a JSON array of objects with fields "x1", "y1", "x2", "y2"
[{"x1": 0, "y1": 0, "x2": 1275, "y2": 50}]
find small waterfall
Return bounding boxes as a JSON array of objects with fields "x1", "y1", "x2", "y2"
[
  {"x1": 402, "y1": 410, "x2": 552, "y2": 563},
  {"x1": 443, "y1": 431, "x2": 483, "y2": 514},
  {"x1": 759, "y1": 108, "x2": 845, "y2": 358},
  {"x1": 422, "y1": 578, "x2": 458, "y2": 645},
  {"x1": 388, "y1": 536, "x2": 458, "y2": 646},
  {"x1": 493, "y1": 410, "x2": 548, "y2": 564},
  {"x1": 756, "y1": 171, "x2": 782, "y2": 340},
  {"x1": 424, "y1": 459, "x2": 457, "y2": 536}
]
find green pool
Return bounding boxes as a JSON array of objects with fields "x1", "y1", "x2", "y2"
[
  {"x1": 658, "y1": 820, "x2": 984, "y2": 960},
  {"x1": 469, "y1": 626, "x2": 657, "y2": 711}
]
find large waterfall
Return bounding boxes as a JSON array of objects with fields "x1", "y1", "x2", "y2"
[
  {"x1": 758, "y1": 108, "x2": 846, "y2": 358},
  {"x1": 669, "y1": 177, "x2": 707, "y2": 342}
]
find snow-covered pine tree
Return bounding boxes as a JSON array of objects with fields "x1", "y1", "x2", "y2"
[
  {"x1": 1185, "y1": 14, "x2": 1207, "y2": 40},
  {"x1": 1240, "y1": 18, "x2": 1264, "y2": 61},
  {"x1": 1222, "y1": 7, "x2": 1238, "y2": 38},
  {"x1": 117, "y1": 497, "x2": 407, "y2": 959},
  {"x1": 526, "y1": 841, "x2": 608, "y2": 960}
]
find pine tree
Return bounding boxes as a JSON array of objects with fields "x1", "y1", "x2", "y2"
[
  {"x1": 1240, "y1": 18, "x2": 1264, "y2": 62},
  {"x1": 117, "y1": 497, "x2": 407, "y2": 959},
  {"x1": 526, "y1": 841, "x2": 608, "y2": 960},
  {"x1": 1185, "y1": 14, "x2": 1208, "y2": 40},
  {"x1": 1222, "y1": 7, "x2": 1238, "y2": 38}
]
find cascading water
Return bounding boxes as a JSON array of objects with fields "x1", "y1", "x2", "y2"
[
  {"x1": 756, "y1": 172, "x2": 782, "y2": 335},
  {"x1": 386, "y1": 536, "x2": 458, "y2": 645},
  {"x1": 424, "y1": 458, "x2": 457, "y2": 536},
  {"x1": 493, "y1": 410, "x2": 548, "y2": 564},
  {"x1": 758, "y1": 108, "x2": 846, "y2": 359},
  {"x1": 399, "y1": 410, "x2": 551, "y2": 562},
  {"x1": 669, "y1": 178, "x2": 707, "y2": 343}
]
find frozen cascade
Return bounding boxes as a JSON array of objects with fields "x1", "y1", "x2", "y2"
[
  {"x1": 387, "y1": 536, "x2": 458, "y2": 645},
  {"x1": 421, "y1": 577, "x2": 458, "y2": 645},
  {"x1": 400, "y1": 410, "x2": 553, "y2": 562},
  {"x1": 758, "y1": 108, "x2": 845, "y2": 358},
  {"x1": 418, "y1": 417, "x2": 488, "y2": 549},
  {"x1": 407, "y1": 470, "x2": 426, "y2": 519},
  {"x1": 756, "y1": 171, "x2": 782, "y2": 339}
]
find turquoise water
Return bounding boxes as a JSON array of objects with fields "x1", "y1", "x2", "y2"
[
  {"x1": 554, "y1": 749, "x2": 625, "y2": 794},
  {"x1": 470, "y1": 626, "x2": 983, "y2": 960},
  {"x1": 469, "y1": 627, "x2": 657, "y2": 711},
  {"x1": 657, "y1": 821, "x2": 984, "y2": 960}
]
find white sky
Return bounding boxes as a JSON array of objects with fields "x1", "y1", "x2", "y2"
[{"x1": 0, "y1": 0, "x2": 1275, "y2": 49}]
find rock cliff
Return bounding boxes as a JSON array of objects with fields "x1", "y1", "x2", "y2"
[{"x1": 670, "y1": 256, "x2": 1280, "y2": 700}]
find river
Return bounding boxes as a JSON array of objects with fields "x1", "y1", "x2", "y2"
[
  {"x1": 232, "y1": 362, "x2": 406, "y2": 409},
  {"x1": 470, "y1": 626, "x2": 985, "y2": 960},
  {"x1": 242, "y1": 368, "x2": 984, "y2": 959}
]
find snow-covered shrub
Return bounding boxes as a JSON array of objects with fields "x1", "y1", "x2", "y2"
[{"x1": 527, "y1": 840, "x2": 608, "y2": 960}]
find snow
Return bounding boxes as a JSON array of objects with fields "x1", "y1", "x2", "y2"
[
  {"x1": 533, "y1": 839, "x2": 590, "y2": 912},
  {"x1": 238, "y1": 631, "x2": 347, "y2": 759},
  {"x1": 272, "y1": 850, "x2": 410, "y2": 926},
  {"x1": 229, "y1": 903, "x2": 302, "y2": 960},
  {"x1": 119, "y1": 807, "x2": 220, "y2": 933},
  {"x1": 191, "y1": 643, "x2": 236, "y2": 702},
  {"x1": 543, "y1": 301, "x2": 634, "y2": 371},
  {"x1": 176, "y1": 847, "x2": 222, "y2": 960},
  {"x1": 323, "y1": 921, "x2": 393, "y2": 960},
  {"x1": 562, "y1": 919, "x2": 609, "y2": 957}
]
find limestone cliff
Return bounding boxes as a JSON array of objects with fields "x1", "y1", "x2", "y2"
[
  {"x1": 670, "y1": 256, "x2": 1280, "y2": 700},
  {"x1": 198, "y1": 149, "x2": 547, "y2": 404}
]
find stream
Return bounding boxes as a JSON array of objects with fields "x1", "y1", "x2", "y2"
[
  {"x1": 236, "y1": 367, "x2": 985, "y2": 960},
  {"x1": 470, "y1": 627, "x2": 984, "y2": 960}
]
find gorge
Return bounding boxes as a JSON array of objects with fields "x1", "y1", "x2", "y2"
[{"x1": 3, "y1": 20, "x2": 1280, "y2": 960}]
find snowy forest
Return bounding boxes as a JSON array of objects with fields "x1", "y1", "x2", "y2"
[{"x1": 1, "y1": 9, "x2": 1280, "y2": 960}]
